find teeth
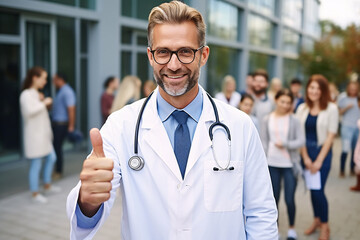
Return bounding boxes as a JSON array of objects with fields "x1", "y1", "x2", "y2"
[{"x1": 167, "y1": 75, "x2": 184, "y2": 79}]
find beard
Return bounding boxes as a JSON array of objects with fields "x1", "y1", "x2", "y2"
[
  {"x1": 154, "y1": 67, "x2": 200, "y2": 97},
  {"x1": 252, "y1": 87, "x2": 266, "y2": 95}
]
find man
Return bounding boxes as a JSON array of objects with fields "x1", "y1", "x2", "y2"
[
  {"x1": 67, "y1": 2, "x2": 277, "y2": 239},
  {"x1": 290, "y1": 78, "x2": 304, "y2": 112},
  {"x1": 338, "y1": 81, "x2": 360, "y2": 177},
  {"x1": 251, "y1": 70, "x2": 274, "y2": 132},
  {"x1": 240, "y1": 72, "x2": 254, "y2": 96},
  {"x1": 52, "y1": 73, "x2": 76, "y2": 178}
]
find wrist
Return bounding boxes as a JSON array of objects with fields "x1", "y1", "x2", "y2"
[{"x1": 78, "y1": 195, "x2": 101, "y2": 217}]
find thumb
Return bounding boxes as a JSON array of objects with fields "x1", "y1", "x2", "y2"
[{"x1": 90, "y1": 128, "x2": 105, "y2": 158}]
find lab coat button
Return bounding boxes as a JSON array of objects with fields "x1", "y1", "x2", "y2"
[{"x1": 177, "y1": 183, "x2": 181, "y2": 189}]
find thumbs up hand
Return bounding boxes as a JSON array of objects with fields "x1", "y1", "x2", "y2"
[{"x1": 78, "y1": 128, "x2": 114, "y2": 217}]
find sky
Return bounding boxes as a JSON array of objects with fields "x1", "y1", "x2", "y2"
[{"x1": 319, "y1": 0, "x2": 360, "y2": 28}]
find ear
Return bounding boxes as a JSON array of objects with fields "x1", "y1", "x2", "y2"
[
  {"x1": 200, "y1": 46, "x2": 210, "y2": 67},
  {"x1": 147, "y1": 47, "x2": 155, "y2": 67}
]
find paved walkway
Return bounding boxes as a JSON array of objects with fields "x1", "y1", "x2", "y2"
[{"x1": 0, "y1": 138, "x2": 359, "y2": 239}]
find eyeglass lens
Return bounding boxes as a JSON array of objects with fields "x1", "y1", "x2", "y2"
[{"x1": 154, "y1": 48, "x2": 195, "y2": 64}]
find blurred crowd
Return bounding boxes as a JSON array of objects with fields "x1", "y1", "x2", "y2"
[
  {"x1": 213, "y1": 70, "x2": 360, "y2": 240},
  {"x1": 18, "y1": 64, "x2": 359, "y2": 240}
]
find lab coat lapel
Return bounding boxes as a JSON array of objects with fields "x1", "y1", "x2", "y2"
[
  {"x1": 185, "y1": 89, "x2": 216, "y2": 176},
  {"x1": 141, "y1": 88, "x2": 183, "y2": 181}
]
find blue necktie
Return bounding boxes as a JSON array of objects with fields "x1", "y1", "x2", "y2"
[{"x1": 172, "y1": 110, "x2": 191, "y2": 179}]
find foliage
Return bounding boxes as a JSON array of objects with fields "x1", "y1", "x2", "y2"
[{"x1": 299, "y1": 21, "x2": 360, "y2": 88}]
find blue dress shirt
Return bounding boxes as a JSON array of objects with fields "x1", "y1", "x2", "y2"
[
  {"x1": 76, "y1": 87, "x2": 204, "y2": 228},
  {"x1": 157, "y1": 88, "x2": 203, "y2": 148},
  {"x1": 52, "y1": 84, "x2": 76, "y2": 122}
]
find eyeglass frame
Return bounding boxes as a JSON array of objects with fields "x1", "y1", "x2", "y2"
[{"x1": 149, "y1": 45, "x2": 205, "y2": 65}]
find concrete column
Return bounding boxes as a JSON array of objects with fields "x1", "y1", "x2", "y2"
[
  {"x1": 87, "y1": 0, "x2": 120, "y2": 131},
  {"x1": 274, "y1": 0, "x2": 283, "y2": 79},
  {"x1": 239, "y1": 6, "x2": 250, "y2": 91}
]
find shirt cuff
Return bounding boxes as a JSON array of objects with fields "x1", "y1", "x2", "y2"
[{"x1": 75, "y1": 203, "x2": 104, "y2": 229}]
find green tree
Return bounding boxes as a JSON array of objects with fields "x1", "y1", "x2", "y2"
[{"x1": 299, "y1": 21, "x2": 360, "y2": 87}]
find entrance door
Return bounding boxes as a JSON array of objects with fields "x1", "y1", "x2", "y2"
[
  {"x1": 26, "y1": 22, "x2": 51, "y2": 95},
  {"x1": 23, "y1": 18, "x2": 56, "y2": 97},
  {"x1": 0, "y1": 44, "x2": 21, "y2": 163}
]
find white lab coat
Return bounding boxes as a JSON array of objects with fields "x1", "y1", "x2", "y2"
[{"x1": 67, "y1": 87, "x2": 278, "y2": 240}]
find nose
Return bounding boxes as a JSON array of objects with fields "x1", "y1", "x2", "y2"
[{"x1": 166, "y1": 52, "x2": 182, "y2": 71}]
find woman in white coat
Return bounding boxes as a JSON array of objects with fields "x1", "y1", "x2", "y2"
[
  {"x1": 20, "y1": 66, "x2": 59, "y2": 203},
  {"x1": 215, "y1": 75, "x2": 241, "y2": 108}
]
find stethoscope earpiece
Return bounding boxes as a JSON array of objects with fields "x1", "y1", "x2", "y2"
[{"x1": 213, "y1": 166, "x2": 234, "y2": 172}]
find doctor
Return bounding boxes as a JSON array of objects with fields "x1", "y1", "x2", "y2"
[{"x1": 67, "y1": 1, "x2": 277, "y2": 239}]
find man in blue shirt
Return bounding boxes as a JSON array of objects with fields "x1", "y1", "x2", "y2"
[
  {"x1": 52, "y1": 73, "x2": 76, "y2": 178},
  {"x1": 338, "y1": 81, "x2": 360, "y2": 177}
]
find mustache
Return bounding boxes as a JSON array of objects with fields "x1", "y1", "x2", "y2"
[{"x1": 160, "y1": 69, "x2": 188, "y2": 75}]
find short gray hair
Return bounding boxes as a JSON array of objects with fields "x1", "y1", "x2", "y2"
[{"x1": 147, "y1": 1, "x2": 206, "y2": 48}]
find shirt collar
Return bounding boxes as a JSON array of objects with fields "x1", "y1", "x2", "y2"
[{"x1": 157, "y1": 86, "x2": 203, "y2": 123}]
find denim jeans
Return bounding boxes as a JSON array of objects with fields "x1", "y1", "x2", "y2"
[
  {"x1": 268, "y1": 166, "x2": 297, "y2": 226},
  {"x1": 341, "y1": 125, "x2": 359, "y2": 153},
  {"x1": 340, "y1": 125, "x2": 359, "y2": 172},
  {"x1": 29, "y1": 150, "x2": 57, "y2": 192}
]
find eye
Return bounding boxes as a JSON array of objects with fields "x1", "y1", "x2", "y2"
[
  {"x1": 155, "y1": 49, "x2": 169, "y2": 56},
  {"x1": 178, "y1": 48, "x2": 193, "y2": 56}
]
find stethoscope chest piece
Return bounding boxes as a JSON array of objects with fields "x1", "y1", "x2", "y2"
[{"x1": 128, "y1": 156, "x2": 145, "y2": 171}]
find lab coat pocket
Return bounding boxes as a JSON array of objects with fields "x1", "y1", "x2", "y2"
[{"x1": 204, "y1": 160, "x2": 243, "y2": 212}]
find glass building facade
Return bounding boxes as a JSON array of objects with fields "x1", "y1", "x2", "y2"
[{"x1": 0, "y1": 0, "x2": 320, "y2": 164}]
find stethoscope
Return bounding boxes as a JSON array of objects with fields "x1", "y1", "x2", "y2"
[{"x1": 128, "y1": 91, "x2": 234, "y2": 172}]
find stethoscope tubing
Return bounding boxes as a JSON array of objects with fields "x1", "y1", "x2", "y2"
[{"x1": 129, "y1": 90, "x2": 233, "y2": 171}]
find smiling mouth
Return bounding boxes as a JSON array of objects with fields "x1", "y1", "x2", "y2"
[{"x1": 164, "y1": 74, "x2": 186, "y2": 79}]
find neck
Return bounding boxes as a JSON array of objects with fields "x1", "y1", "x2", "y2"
[
  {"x1": 225, "y1": 91, "x2": 232, "y2": 99},
  {"x1": 255, "y1": 92, "x2": 265, "y2": 98},
  {"x1": 274, "y1": 109, "x2": 288, "y2": 116},
  {"x1": 30, "y1": 85, "x2": 39, "y2": 90},
  {"x1": 106, "y1": 87, "x2": 114, "y2": 95},
  {"x1": 159, "y1": 85, "x2": 199, "y2": 109},
  {"x1": 312, "y1": 100, "x2": 320, "y2": 108},
  {"x1": 58, "y1": 82, "x2": 65, "y2": 88}
]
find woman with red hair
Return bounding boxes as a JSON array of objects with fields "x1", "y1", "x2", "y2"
[{"x1": 295, "y1": 74, "x2": 339, "y2": 240}]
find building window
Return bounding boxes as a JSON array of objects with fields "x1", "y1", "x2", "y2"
[
  {"x1": 282, "y1": 0, "x2": 303, "y2": 29},
  {"x1": 248, "y1": 0, "x2": 276, "y2": 16},
  {"x1": 207, "y1": 0, "x2": 239, "y2": 41},
  {"x1": 121, "y1": 0, "x2": 164, "y2": 20},
  {"x1": 37, "y1": 0, "x2": 96, "y2": 9},
  {"x1": 302, "y1": 37, "x2": 314, "y2": 52},
  {"x1": 80, "y1": 58, "x2": 88, "y2": 135},
  {"x1": 248, "y1": 14, "x2": 274, "y2": 49},
  {"x1": 120, "y1": 26, "x2": 150, "y2": 83},
  {"x1": 283, "y1": 58, "x2": 299, "y2": 85},
  {"x1": 121, "y1": 27, "x2": 148, "y2": 45},
  {"x1": 249, "y1": 52, "x2": 273, "y2": 76},
  {"x1": 80, "y1": 20, "x2": 89, "y2": 135},
  {"x1": 282, "y1": 28, "x2": 299, "y2": 54},
  {"x1": 0, "y1": 11, "x2": 19, "y2": 35},
  {"x1": 56, "y1": 16, "x2": 75, "y2": 90},
  {"x1": 207, "y1": 45, "x2": 239, "y2": 95},
  {"x1": 121, "y1": 51, "x2": 132, "y2": 78},
  {"x1": 304, "y1": 0, "x2": 320, "y2": 37},
  {"x1": 137, "y1": 52, "x2": 149, "y2": 84}
]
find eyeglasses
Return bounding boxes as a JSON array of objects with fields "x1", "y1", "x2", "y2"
[{"x1": 150, "y1": 46, "x2": 205, "y2": 65}]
